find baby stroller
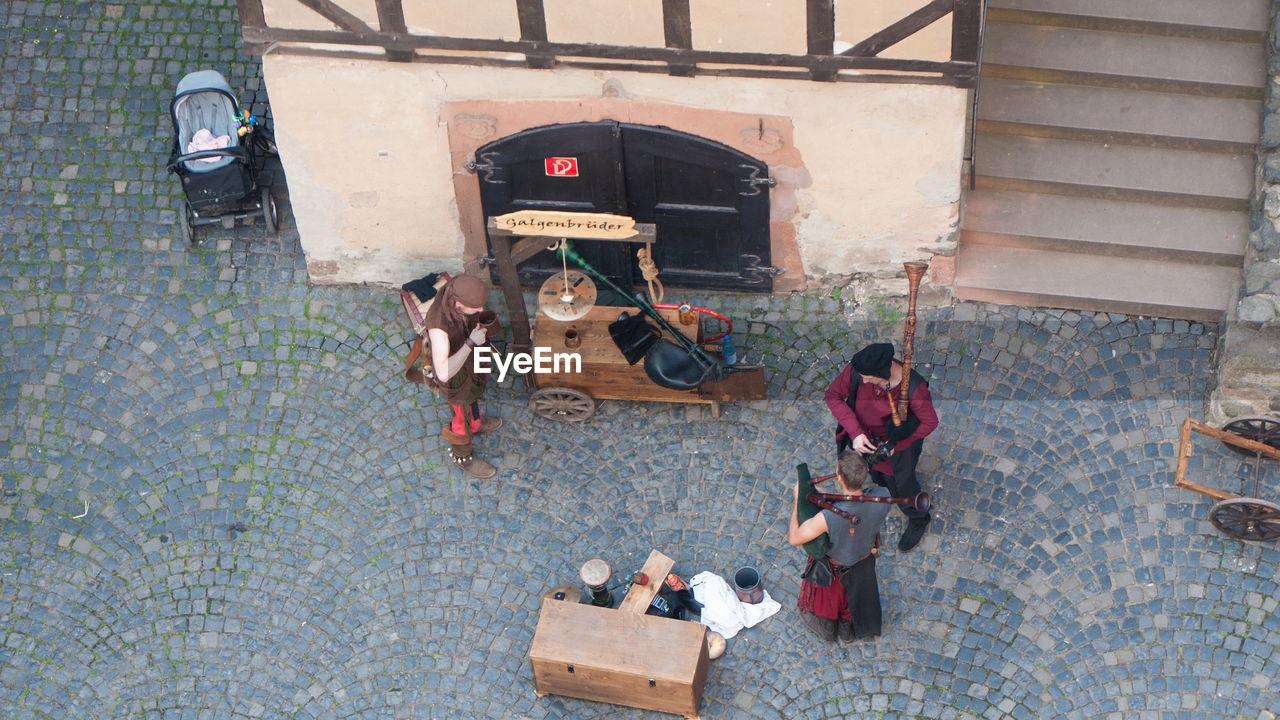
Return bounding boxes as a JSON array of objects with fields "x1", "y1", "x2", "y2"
[{"x1": 165, "y1": 70, "x2": 278, "y2": 245}]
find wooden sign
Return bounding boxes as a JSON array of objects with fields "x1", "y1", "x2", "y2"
[{"x1": 492, "y1": 210, "x2": 637, "y2": 239}]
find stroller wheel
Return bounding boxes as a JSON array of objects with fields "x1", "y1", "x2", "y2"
[
  {"x1": 179, "y1": 204, "x2": 196, "y2": 246},
  {"x1": 261, "y1": 187, "x2": 278, "y2": 236}
]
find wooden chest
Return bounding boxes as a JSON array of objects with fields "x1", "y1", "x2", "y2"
[{"x1": 529, "y1": 598, "x2": 710, "y2": 718}]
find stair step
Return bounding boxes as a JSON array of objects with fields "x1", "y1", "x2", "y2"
[
  {"x1": 981, "y1": 64, "x2": 1263, "y2": 100},
  {"x1": 987, "y1": 0, "x2": 1270, "y2": 34},
  {"x1": 975, "y1": 133, "x2": 1254, "y2": 203},
  {"x1": 961, "y1": 189, "x2": 1247, "y2": 264},
  {"x1": 982, "y1": 22, "x2": 1266, "y2": 91},
  {"x1": 954, "y1": 245, "x2": 1239, "y2": 321},
  {"x1": 976, "y1": 78, "x2": 1262, "y2": 148},
  {"x1": 986, "y1": 7, "x2": 1265, "y2": 43}
]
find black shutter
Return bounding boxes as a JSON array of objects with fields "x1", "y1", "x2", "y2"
[{"x1": 621, "y1": 124, "x2": 772, "y2": 292}]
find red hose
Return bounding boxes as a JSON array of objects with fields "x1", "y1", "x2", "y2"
[{"x1": 652, "y1": 303, "x2": 732, "y2": 342}]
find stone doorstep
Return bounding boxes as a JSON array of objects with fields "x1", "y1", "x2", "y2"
[{"x1": 1213, "y1": 323, "x2": 1280, "y2": 418}]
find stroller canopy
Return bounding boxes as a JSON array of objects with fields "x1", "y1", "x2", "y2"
[{"x1": 170, "y1": 70, "x2": 242, "y2": 174}]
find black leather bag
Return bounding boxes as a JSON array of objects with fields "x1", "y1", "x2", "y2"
[
  {"x1": 801, "y1": 556, "x2": 835, "y2": 588},
  {"x1": 608, "y1": 311, "x2": 660, "y2": 365},
  {"x1": 642, "y1": 337, "x2": 720, "y2": 390}
]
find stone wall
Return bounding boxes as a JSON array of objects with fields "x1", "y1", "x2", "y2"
[{"x1": 1210, "y1": 2, "x2": 1280, "y2": 419}]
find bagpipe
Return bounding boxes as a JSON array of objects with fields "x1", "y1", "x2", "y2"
[
  {"x1": 794, "y1": 462, "x2": 931, "y2": 559},
  {"x1": 865, "y1": 261, "x2": 929, "y2": 464}
]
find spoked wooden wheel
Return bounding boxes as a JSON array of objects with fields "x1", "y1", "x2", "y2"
[
  {"x1": 1221, "y1": 416, "x2": 1280, "y2": 456},
  {"x1": 1209, "y1": 498, "x2": 1280, "y2": 542},
  {"x1": 530, "y1": 387, "x2": 595, "y2": 422}
]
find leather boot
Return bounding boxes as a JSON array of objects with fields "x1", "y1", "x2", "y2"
[
  {"x1": 441, "y1": 426, "x2": 469, "y2": 446},
  {"x1": 799, "y1": 610, "x2": 837, "y2": 642},
  {"x1": 898, "y1": 515, "x2": 931, "y2": 552},
  {"x1": 477, "y1": 415, "x2": 503, "y2": 434},
  {"x1": 442, "y1": 429, "x2": 497, "y2": 479},
  {"x1": 452, "y1": 453, "x2": 496, "y2": 479}
]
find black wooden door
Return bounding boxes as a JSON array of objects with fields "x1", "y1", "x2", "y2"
[
  {"x1": 475, "y1": 121, "x2": 772, "y2": 292},
  {"x1": 474, "y1": 120, "x2": 632, "y2": 287},
  {"x1": 620, "y1": 125, "x2": 773, "y2": 292}
]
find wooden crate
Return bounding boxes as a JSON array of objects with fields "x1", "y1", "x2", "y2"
[
  {"x1": 531, "y1": 306, "x2": 766, "y2": 413},
  {"x1": 529, "y1": 599, "x2": 709, "y2": 719}
]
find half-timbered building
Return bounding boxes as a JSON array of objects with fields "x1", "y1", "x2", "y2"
[
  {"x1": 237, "y1": 0, "x2": 979, "y2": 298},
  {"x1": 237, "y1": 0, "x2": 1269, "y2": 324}
]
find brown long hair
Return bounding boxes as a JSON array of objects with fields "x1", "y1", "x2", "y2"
[{"x1": 423, "y1": 279, "x2": 474, "y2": 352}]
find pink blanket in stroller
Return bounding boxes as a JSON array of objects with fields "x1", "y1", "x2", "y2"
[{"x1": 186, "y1": 128, "x2": 232, "y2": 162}]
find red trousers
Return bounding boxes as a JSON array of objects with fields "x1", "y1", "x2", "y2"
[{"x1": 449, "y1": 401, "x2": 482, "y2": 436}]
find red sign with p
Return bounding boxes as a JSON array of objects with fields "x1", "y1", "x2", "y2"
[{"x1": 544, "y1": 157, "x2": 579, "y2": 177}]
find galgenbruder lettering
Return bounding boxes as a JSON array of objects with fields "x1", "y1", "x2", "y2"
[{"x1": 498, "y1": 216, "x2": 627, "y2": 233}]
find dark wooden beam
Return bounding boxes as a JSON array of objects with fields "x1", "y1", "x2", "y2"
[
  {"x1": 236, "y1": 0, "x2": 269, "y2": 53},
  {"x1": 842, "y1": 0, "x2": 952, "y2": 57},
  {"x1": 516, "y1": 0, "x2": 554, "y2": 68},
  {"x1": 951, "y1": 0, "x2": 981, "y2": 63},
  {"x1": 295, "y1": 0, "x2": 375, "y2": 34},
  {"x1": 256, "y1": 43, "x2": 975, "y2": 86},
  {"x1": 241, "y1": 25, "x2": 970, "y2": 73},
  {"x1": 806, "y1": 0, "x2": 836, "y2": 81},
  {"x1": 510, "y1": 236, "x2": 554, "y2": 266},
  {"x1": 661, "y1": 0, "x2": 694, "y2": 77},
  {"x1": 374, "y1": 0, "x2": 413, "y2": 62},
  {"x1": 489, "y1": 234, "x2": 533, "y2": 351}
]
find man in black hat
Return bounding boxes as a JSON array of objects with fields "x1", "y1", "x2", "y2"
[{"x1": 824, "y1": 342, "x2": 938, "y2": 551}]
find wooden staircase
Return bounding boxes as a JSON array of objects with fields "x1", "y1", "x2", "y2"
[{"x1": 956, "y1": 0, "x2": 1269, "y2": 321}]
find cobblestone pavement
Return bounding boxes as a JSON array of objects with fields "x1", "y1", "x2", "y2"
[{"x1": 4, "y1": 2, "x2": 1280, "y2": 719}]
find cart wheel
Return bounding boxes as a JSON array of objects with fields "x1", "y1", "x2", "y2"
[
  {"x1": 530, "y1": 387, "x2": 595, "y2": 422},
  {"x1": 260, "y1": 187, "x2": 278, "y2": 236},
  {"x1": 1220, "y1": 416, "x2": 1280, "y2": 456},
  {"x1": 179, "y1": 204, "x2": 195, "y2": 246},
  {"x1": 1209, "y1": 498, "x2": 1280, "y2": 542}
]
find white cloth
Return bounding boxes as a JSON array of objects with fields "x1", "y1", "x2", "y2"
[
  {"x1": 689, "y1": 571, "x2": 781, "y2": 640},
  {"x1": 187, "y1": 128, "x2": 231, "y2": 162}
]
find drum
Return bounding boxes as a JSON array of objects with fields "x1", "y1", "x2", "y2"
[
  {"x1": 706, "y1": 631, "x2": 726, "y2": 660},
  {"x1": 579, "y1": 558, "x2": 614, "y2": 608},
  {"x1": 543, "y1": 584, "x2": 581, "y2": 604}
]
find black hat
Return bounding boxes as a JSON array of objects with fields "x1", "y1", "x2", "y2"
[{"x1": 850, "y1": 343, "x2": 894, "y2": 379}]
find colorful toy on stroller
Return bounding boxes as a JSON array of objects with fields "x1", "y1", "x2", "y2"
[{"x1": 166, "y1": 70, "x2": 278, "y2": 245}]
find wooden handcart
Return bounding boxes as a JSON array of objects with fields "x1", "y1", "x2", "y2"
[
  {"x1": 487, "y1": 213, "x2": 767, "y2": 422},
  {"x1": 1175, "y1": 416, "x2": 1280, "y2": 541}
]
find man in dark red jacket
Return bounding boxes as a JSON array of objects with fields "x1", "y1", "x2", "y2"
[{"x1": 824, "y1": 342, "x2": 938, "y2": 551}]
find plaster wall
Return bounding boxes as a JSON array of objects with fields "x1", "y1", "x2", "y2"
[{"x1": 262, "y1": 55, "x2": 966, "y2": 288}]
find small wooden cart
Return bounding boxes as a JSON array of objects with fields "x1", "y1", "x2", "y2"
[
  {"x1": 486, "y1": 214, "x2": 767, "y2": 422},
  {"x1": 1175, "y1": 416, "x2": 1280, "y2": 541}
]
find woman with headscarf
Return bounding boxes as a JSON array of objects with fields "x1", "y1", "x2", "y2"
[{"x1": 424, "y1": 274, "x2": 502, "y2": 478}]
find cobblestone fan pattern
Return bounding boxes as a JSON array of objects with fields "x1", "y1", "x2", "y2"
[{"x1": 3, "y1": 2, "x2": 1280, "y2": 719}]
